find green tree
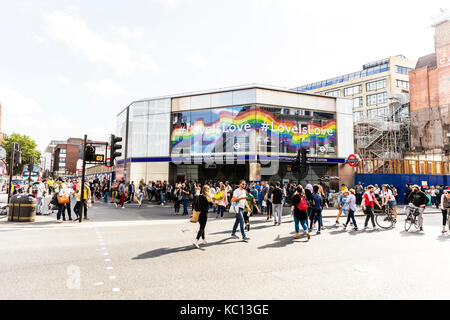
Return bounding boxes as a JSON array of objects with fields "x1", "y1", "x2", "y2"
[{"x1": 1, "y1": 133, "x2": 41, "y2": 175}]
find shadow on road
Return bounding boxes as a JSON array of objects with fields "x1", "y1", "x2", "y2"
[
  {"x1": 133, "y1": 237, "x2": 242, "y2": 259},
  {"x1": 399, "y1": 230, "x2": 426, "y2": 237},
  {"x1": 257, "y1": 234, "x2": 308, "y2": 250}
]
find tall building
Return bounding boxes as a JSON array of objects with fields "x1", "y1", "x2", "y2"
[
  {"x1": 409, "y1": 11, "x2": 450, "y2": 165},
  {"x1": 116, "y1": 84, "x2": 355, "y2": 186},
  {"x1": 292, "y1": 55, "x2": 416, "y2": 159}
]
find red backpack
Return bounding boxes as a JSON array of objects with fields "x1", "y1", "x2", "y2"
[{"x1": 296, "y1": 195, "x2": 309, "y2": 211}]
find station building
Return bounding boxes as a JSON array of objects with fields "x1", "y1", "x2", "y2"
[{"x1": 115, "y1": 85, "x2": 355, "y2": 187}]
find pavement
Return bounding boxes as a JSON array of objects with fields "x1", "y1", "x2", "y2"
[{"x1": 0, "y1": 196, "x2": 449, "y2": 300}]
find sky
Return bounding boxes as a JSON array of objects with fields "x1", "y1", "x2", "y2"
[{"x1": 0, "y1": 0, "x2": 448, "y2": 153}]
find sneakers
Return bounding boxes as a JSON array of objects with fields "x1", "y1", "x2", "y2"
[
  {"x1": 243, "y1": 237, "x2": 250, "y2": 242},
  {"x1": 342, "y1": 223, "x2": 347, "y2": 228},
  {"x1": 274, "y1": 221, "x2": 277, "y2": 226},
  {"x1": 420, "y1": 227, "x2": 424, "y2": 231},
  {"x1": 231, "y1": 234, "x2": 239, "y2": 239},
  {"x1": 353, "y1": 227, "x2": 358, "y2": 231},
  {"x1": 56, "y1": 219, "x2": 63, "y2": 223},
  {"x1": 316, "y1": 231, "x2": 321, "y2": 235},
  {"x1": 193, "y1": 242, "x2": 200, "y2": 249},
  {"x1": 373, "y1": 226, "x2": 378, "y2": 230},
  {"x1": 202, "y1": 239, "x2": 208, "y2": 245},
  {"x1": 335, "y1": 220, "x2": 339, "y2": 225},
  {"x1": 306, "y1": 232, "x2": 311, "y2": 240}
]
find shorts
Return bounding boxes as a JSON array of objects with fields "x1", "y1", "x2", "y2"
[{"x1": 387, "y1": 200, "x2": 397, "y2": 209}]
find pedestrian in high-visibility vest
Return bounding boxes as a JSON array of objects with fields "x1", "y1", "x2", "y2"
[{"x1": 74, "y1": 182, "x2": 91, "y2": 221}]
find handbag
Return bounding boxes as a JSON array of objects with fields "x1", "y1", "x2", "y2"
[
  {"x1": 214, "y1": 191, "x2": 223, "y2": 200},
  {"x1": 190, "y1": 196, "x2": 200, "y2": 223},
  {"x1": 229, "y1": 203, "x2": 239, "y2": 214},
  {"x1": 57, "y1": 194, "x2": 70, "y2": 204}
]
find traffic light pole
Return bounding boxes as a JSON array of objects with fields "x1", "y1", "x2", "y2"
[
  {"x1": 79, "y1": 135, "x2": 87, "y2": 223},
  {"x1": 27, "y1": 156, "x2": 33, "y2": 193},
  {"x1": 7, "y1": 144, "x2": 16, "y2": 204}
]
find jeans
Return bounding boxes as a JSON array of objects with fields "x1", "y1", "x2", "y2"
[
  {"x1": 232, "y1": 208, "x2": 247, "y2": 238},
  {"x1": 312, "y1": 208, "x2": 323, "y2": 231},
  {"x1": 217, "y1": 205, "x2": 225, "y2": 217},
  {"x1": 161, "y1": 192, "x2": 165, "y2": 205},
  {"x1": 36, "y1": 197, "x2": 43, "y2": 214},
  {"x1": 74, "y1": 200, "x2": 88, "y2": 218},
  {"x1": 272, "y1": 203, "x2": 283, "y2": 223},
  {"x1": 57, "y1": 203, "x2": 65, "y2": 220},
  {"x1": 182, "y1": 198, "x2": 189, "y2": 215},
  {"x1": 364, "y1": 206, "x2": 376, "y2": 227},
  {"x1": 104, "y1": 192, "x2": 108, "y2": 202},
  {"x1": 356, "y1": 193, "x2": 362, "y2": 205},
  {"x1": 293, "y1": 214, "x2": 308, "y2": 233},
  {"x1": 345, "y1": 209, "x2": 358, "y2": 228}
]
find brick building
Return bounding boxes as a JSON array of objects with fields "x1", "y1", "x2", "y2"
[{"x1": 409, "y1": 12, "x2": 450, "y2": 163}]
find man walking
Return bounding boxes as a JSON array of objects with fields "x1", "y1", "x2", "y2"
[
  {"x1": 231, "y1": 180, "x2": 250, "y2": 241},
  {"x1": 271, "y1": 182, "x2": 283, "y2": 226}
]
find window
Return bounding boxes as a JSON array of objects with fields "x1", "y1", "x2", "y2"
[
  {"x1": 344, "y1": 85, "x2": 362, "y2": 96},
  {"x1": 325, "y1": 89, "x2": 340, "y2": 97},
  {"x1": 366, "y1": 79, "x2": 386, "y2": 91},
  {"x1": 367, "y1": 107, "x2": 387, "y2": 119},
  {"x1": 366, "y1": 92, "x2": 387, "y2": 106},
  {"x1": 353, "y1": 97, "x2": 363, "y2": 108},
  {"x1": 60, "y1": 148, "x2": 66, "y2": 154},
  {"x1": 396, "y1": 66, "x2": 412, "y2": 75},
  {"x1": 353, "y1": 111, "x2": 363, "y2": 122},
  {"x1": 59, "y1": 157, "x2": 66, "y2": 163},
  {"x1": 396, "y1": 80, "x2": 409, "y2": 89}
]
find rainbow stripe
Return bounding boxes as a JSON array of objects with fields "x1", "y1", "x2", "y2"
[{"x1": 171, "y1": 107, "x2": 336, "y2": 152}]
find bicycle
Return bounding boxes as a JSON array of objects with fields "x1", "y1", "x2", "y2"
[
  {"x1": 375, "y1": 205, "x2": 396, "y2": 229},
  {"x1": 404, "y1": 206, "x2": 420, "y2": 232}
]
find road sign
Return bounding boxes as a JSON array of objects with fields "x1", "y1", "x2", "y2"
[
  {"x1": 347, "y1": 154, "x2": 360, "y2": 167},
  {"x1": 95, "y1": 154, "x2": 105, "y2": 162},
  {"x1": 105, "y1": 158, "x2": 111, "y2": 168}
]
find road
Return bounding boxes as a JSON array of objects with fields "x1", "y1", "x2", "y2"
[{"x1": 0, "y1": 198, "x2": 449, "y2": 300}]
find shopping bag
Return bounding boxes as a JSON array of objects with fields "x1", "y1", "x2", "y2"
[{"x1": 229, "y1": 203, "x2": 238, "y2": 214}]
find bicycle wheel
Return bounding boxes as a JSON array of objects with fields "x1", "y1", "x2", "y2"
[
  {"x1": 404, "y1": 217, "x2": 412, "y2": 231},
  {"x1": 376, "y1": 212, "x2": 393, "y2": 229}
]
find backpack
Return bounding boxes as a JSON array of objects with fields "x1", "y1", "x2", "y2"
[{"x1": 296, "y1": 196, "x2": 308, "y2": 211}]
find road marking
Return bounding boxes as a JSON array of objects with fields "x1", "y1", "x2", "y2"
[
  {"x1": 109, "y1": 275, "x2": 116, "y2": 280},
  {"x1": 103, "y1": 252, "x2": 109, "y2": 256},
  {"x1": 104, "y1": 258, "x2": 111, "y2": 262},
  {"x1": 93, "y1": 282, "x2": 104, "y2": 286},
  {"x1": 112, "y1": 288, "x2": 120, "y2": 292},
  {"x1": 101, "y1": 247, "x2": 106, "y2": 250},
  {"x1": 107, "y1": 266, "x2": 113, "y2": 270}
]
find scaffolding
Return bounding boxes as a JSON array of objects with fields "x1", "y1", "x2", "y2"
[{"x1": 354, "y1": 94, "x2": 411, "y2": 172}]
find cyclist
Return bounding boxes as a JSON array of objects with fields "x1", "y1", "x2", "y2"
[
  {"x1": 405, "y1": 185, "x2": 428, "y2": 231},
  {"x1": 381, "y1": 184, "x2": 398, "y2": 224},
  {"x1": 440, "y1": 188, "x2": 450, "y2": 233}
]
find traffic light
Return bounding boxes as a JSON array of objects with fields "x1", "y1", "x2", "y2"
[
  {"x1": 109, "y1": 134, "x2": 122, "y2": 166},
  {"x1": 301, "y1": 148, "x2": 307, "y2": 174},
  {"x1": 13, "y1": 149, "x2": 21, "y2": 167},
  {"x1": 292, "y1": 148, "x2": 307, "y2": 174},
  {"x1": 28, "y1": 156, "x2": 34, "y2": 173},
  {"x1": 85, "y1": 145, "x2": 96, "y2": 162}
]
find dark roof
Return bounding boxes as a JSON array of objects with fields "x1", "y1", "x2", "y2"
[{"x1": 415, "y1": 53, "x2": 436, "y2": 69}]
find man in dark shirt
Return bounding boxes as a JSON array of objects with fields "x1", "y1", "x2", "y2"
[{"x1": 405, "y1": 185, "x2": 428, "y2": 231}]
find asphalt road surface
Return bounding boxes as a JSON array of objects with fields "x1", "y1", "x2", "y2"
[{"x1": 0, "y1": 198, "x2": 449, "y2": 300}]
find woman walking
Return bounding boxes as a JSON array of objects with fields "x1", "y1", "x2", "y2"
[
  {"x1": 173, "y1": 183, "x2": 182, "y2": 215},
  {"x1": 342, "y1": 189, "x2": 358, "y2": 230},
  {"x1": 193, "y1": 185, "x2": 211, "y2": 248},
  {"x1": 215, "y1": 184, "x2": 228, "y2": 219},
  {"x1": 290, "y1": 186, "x2": 311, "y2": 240},
  {"x1": 440, "y1": 188, "x2": 450, "y2": 233}
]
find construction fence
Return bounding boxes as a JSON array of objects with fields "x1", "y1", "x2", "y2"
[{"x1": 356, "y1": 158, "x2": 450, "y2": 175}]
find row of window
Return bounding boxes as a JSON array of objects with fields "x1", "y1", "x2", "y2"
[
  {"x1": 344, "y1": 85, "x2": 362, "y2": 96},
  {"x1": 396, "y1": 79, "x2": 409, "y2": 89},
  {"x1": 325, "y1": 90, "x2": 340, "y2": 97},
  {"x1": 353, "y1": 107, "x2": 387, "y2": 121},
  {"x1": 396, "y1": 65, "x2": 412, "y2": 75},
  {"x1": 366, "y1": 79, "x2": 386, "y2": 91},
  {"x1": 366, "y1": 92, "x2": 387, "y2": 106}
]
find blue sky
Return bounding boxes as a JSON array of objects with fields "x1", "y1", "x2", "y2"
[{"x1": 0, "y1": 0, "x2": 447, "y2": 152}]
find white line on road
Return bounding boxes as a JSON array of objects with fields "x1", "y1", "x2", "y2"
[
  {"x1": 107, "y1": 266, "x2": 113, "y2": 270},
  {"x1": 112, "y1": 288, "x2": 120, "y2": 292},
  {"x1": 103, "y1": 253, "x2": 109, "y2": 256},
  {"x1": 93, "y1": 282, "x2": 104, "y2": 286},
  {"x1": 109, "y1": 276, "x2": 116, "y2": 280},
  {"x1": 104, "y1": 258, "x2": 111, "y2": 262}
]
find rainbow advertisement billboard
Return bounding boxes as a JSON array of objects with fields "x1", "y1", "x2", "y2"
[{"x1": 171, "y1": 106, "x2": 336, "y2": 155}]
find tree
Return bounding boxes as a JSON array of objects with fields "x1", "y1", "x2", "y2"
[{"x1": 1, "y1": 133, "x2": 41, "y2": 175}]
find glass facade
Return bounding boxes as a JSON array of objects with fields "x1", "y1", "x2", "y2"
[{"x1": 170, "y1": 105, "x2": 337, "y2": 158}]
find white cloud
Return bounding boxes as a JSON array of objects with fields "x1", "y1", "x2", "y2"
[
  {"x1": 42, "y1": 8, "x2": 157, "y2": 75},
  {"x1": 186, "y1": 55, "x2": 208, "y2": 70},
  {"x1": 0, "y1": 86, "x2": 74, "y2": 150},
  {"x1": 84, "y1": 79, "x2": 125, "y2": 97},
  {"x1": 114, "y1": 26, "x2": 143, "y2": 41},
  {"x1": 57, "y1": 75, "x2": 70, "y2": 86}
]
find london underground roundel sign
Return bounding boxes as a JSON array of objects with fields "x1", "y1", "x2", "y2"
[{"x1": 347, "y1": 154, "x2": 360, "y2": 167}]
